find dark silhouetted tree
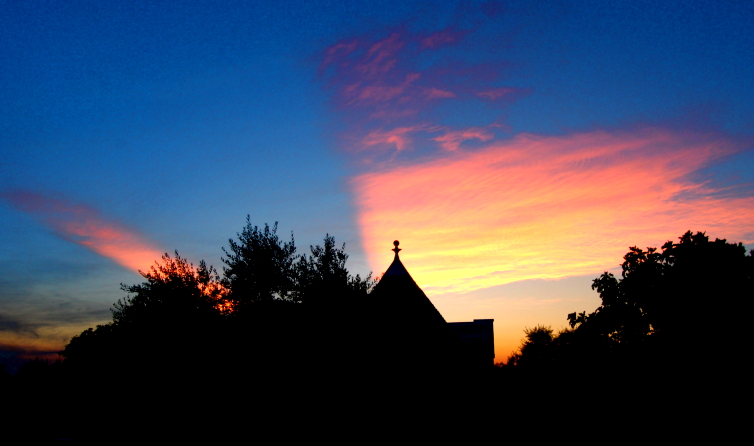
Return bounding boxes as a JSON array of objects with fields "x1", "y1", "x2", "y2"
[
  {"x1": 517, "y1": 325, "x2": 554, "y2": 366},
  {"x1": 222, "y1": 219, "x2": 297, "y2": 307},
  {"x1": 295, "y1": 234, "x2": 375, "y2": 305},
  {"x1": 113, "y1": 251, "x2": 228, "y2": 324},
  {"x1": 62, "y1": 252, "x2": 227, "y2": 375},
  {"x1": 569, "y1": 231, "x2": 752, "y2": 348}
]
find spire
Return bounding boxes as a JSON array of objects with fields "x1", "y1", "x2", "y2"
[{"x1": 383, "y1": 240, "x2": 409, "y2": 277}]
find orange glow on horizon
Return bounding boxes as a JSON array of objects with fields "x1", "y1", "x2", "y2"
[{"x1": 353, "y1": 129, "x2": 754, "y2": 295}]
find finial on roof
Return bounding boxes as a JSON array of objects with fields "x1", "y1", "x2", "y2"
[{"x1": 392, "y1": 240, "x2": 401, "y2": 255}]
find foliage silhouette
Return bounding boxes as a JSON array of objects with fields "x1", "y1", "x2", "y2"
[
  {"x1": 569, "y1": 230, "x2": 753, "y2": 350},
  {"x1": 113, "y1": 251, "x2": 228, "y2": 324},
  {"x1": 222, "y1": 218, "x2": 375, "y2": 310},
  {"x1": 295, "y1": 234, "x2": 376, "y2": 305},
  {"x1": 516, "y1": 325, "x2": 554, "y2": 368},
  {"x1": 61, "y1": 252, "x2": 228, "y2": 393},
  {"x1": 500, "y1": 230, "x2": 753, "y2": 405},
  {"x1": 58, "y1": 219, "x2": 380, "y2": 393},
  {"x1": 222, "y1": 219, "x2": 298, "y2": 306}
]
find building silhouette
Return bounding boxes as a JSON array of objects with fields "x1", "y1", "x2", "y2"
[{"x1": 368, "y1": 241, "x2": 494, "y2": 370}]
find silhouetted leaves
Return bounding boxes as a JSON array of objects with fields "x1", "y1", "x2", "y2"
[
  {"x1": 295, "y1": 234, "x2": 376, "y2": 305},
  {"x1": 574, "y1": 231, "x2": 753, "y2": 349},
  {"x1": 222, "y1": 219, "x2": 298, "y2": 306},
  {"x1": 503, "y1": 230, "x2": 753, "y2": 409},
  {"x1": 113, "y1": 251, "x2": 227, "y2": 324},
  {"x1": 221, "y1": 219, "x2": 375, "y2": 310}
]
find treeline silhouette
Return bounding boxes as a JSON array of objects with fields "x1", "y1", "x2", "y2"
[
  {"x1": 4, "y1": 227, "x2": 751, "y2": 440},
  {"x1": 5, "y1": 218, "x2": 474, "y2": 440},
  {"x1": 496, "y1": 230, "x2": 752, "y2": 432}
]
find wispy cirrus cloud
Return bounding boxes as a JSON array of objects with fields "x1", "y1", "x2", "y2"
[
  {"x1": 420, "y1": 28, "x2": 469, "y2": 49},
  {"x1": 433, "y1": 127, "x2": 495, "y2": 152},
  {"x1": 320, "y1": 20, "x2": 527, "y2": 161},
  {"x1": 359, "y1": 124, "x2": 440, "y2": 153},
  {"x1": 476, "y1": 88, "x2": 517, "y2": 100},
  {"x1": 1, "y1": 191, "x2": 163, "y2": 273},
  {"x1": 353, "y1": 129, "x2": 754, "y2": 295}
]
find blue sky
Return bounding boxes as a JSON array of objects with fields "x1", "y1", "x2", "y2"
[{"x1": 2, "y1": 0, "x2": 752, "y2": 364}]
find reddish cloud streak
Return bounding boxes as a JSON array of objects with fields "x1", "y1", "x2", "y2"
[
  {"x1": 320, "y1": 25, "x2": 525, "y2": 157},
  {"x1": 1, "y1": 191, "x2": 163, "y2": 272},
  {"x1": 434, "y1": 128, "x2": 494, "y2": 152},
  {"x1": 420, "y1": 28, "x2": 468, "y2": 49},
  {"x1": 361, "y1": 125, "x2": 427, "y2": 152},
  {"x1": 477, "y1": 88, "x2": 516, "y2": 100},
  {"x1": 353, "y1": 129, "x2": 754, "y2": 295}
]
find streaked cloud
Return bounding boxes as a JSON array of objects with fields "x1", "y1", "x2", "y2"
[
  {"x1": 360, "y1": 124, "x2": 438, "y2": 153},
  {"x1": 353, "y1": 129, "x2": 754, "y2": 295},
  {"x1": 420, "y1": 28, "x2": 468, "y2": 49},
  {"x1": 1, "y1": 191, "x2": 163, "y2": 273},
  {"x1": 433, "y1": 127, "x2": 494, "y2": 152},
  {"x1": 319, "y1": 24, "x2": 526, "y2": 153},
  {"x1": 477, "y1": 88, "x2": 517, "y2": 101}
]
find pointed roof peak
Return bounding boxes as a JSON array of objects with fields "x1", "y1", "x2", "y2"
[
  {"x1": 383, "y1": 240, "x2": 409, "y2": 277},
  {"x1": 371, "y1": 239, "x2": 447, "y2": 325}
]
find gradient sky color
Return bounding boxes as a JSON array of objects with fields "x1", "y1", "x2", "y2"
[{"x1": 2, "y1": 0, "x2": 752, "y2": 365}]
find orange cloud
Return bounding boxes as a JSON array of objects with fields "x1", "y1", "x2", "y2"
[
  {"x1": 353, "y1": 129, "x2": 754, "y2": 295},
  {"x1": 1, "y1": 191, "x2": 163, "y2": 272}
]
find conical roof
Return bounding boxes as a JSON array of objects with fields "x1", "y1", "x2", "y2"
[{"x1": 369, "y1": 240, "x2": 446, "y2": 326}]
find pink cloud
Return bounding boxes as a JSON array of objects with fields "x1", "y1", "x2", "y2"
[
  {"x1": 360, "y1": 125, "x2": 430, "y2": 152},
  {"x1": 349, "y1": 72, "x2": 421, "y2": 105},
  {"x1": 433, "y1": 128, "x2": 495, "y2": 151},
  {"x1": 319, "y1": 40, "x2": 359, "y2": 72},
  {"x1": 354, "y1": 33, "x2": 404, "y2": 77},
  {"x1": 352, "y1": 129, "x2": 754, "y2": 295},
  {"x1": 477, "y1": 88, "x2": 516, "y2": 100},
  {"x1": 319, "y1": 28, "x2": 526, "y2": 148},
  {"x1": 421, "y1": 28, "x2": 468, "y2": 49},
  {"x1": 1, "y1": 191, "x2": 163, "y2": 272},
  {"x1": 423, "y1": 87, "x2": 456, "y2": 99}
]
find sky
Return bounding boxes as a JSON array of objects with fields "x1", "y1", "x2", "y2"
[{"x1": 2, "y1": 0, "x2": 753, "y2": 367}]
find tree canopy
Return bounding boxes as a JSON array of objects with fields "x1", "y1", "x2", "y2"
[
  {"x1": 221, "y1": 219, "x2": 297, "y2": 306},
  {"x1": 498, "y1": 230, "x2": 754, "y2": 383},
  {"x1": 295, "y1": 234, "x2": 375, "y2": 305},
  {"x1": 569, "y1": 231, "x2": 753, "y2": 347},
  {"x1": 113, "y1": 251, "x2": 228, "y2": 325},
  {"x1": 61, "y1": 218, "x2": 375, "y2": 370},
  {"x1": 221, "y1": 218, "x2": 375, "y2": 309}
]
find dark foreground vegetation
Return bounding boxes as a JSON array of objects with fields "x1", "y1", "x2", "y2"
[
  {"x1": 3, "y1": 226, "x2": 752, "y2": 440},
  {"x1": 496, "y1": 230, "x2": 752, "y2": 434}
]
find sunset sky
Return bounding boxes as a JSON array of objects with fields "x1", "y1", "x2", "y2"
[{"x1": 2, "y1": 0, "x2": 753, "y2": 365}]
